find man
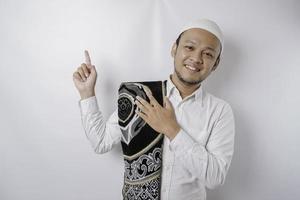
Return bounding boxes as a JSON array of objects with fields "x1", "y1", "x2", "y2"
[{"x1": 73, "y1": 19, "x2": 235, "y2": 200}]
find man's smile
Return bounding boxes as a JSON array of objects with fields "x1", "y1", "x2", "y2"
[
  {"x1": 184, "y1": 64, "x2": 200, "y2": 72},
  {"x1": 183, "y1": 61, "x2": 201, "y2": 73}
]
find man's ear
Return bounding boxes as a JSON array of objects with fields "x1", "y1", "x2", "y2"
[
  {"x1": 171, "y1": 43, "x2": 177, "y2": 58},
  {"x1": 212, "y1": 56, "x2": 220, "y2": 71}
]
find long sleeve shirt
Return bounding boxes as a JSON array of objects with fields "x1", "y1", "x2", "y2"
[{"x1": 78, "y1": 75, "x2": 235, "y2": 200}]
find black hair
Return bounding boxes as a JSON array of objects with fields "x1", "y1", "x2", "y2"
[{"x1": 175, "y1": 32, "x2": 184, "y2": 46}]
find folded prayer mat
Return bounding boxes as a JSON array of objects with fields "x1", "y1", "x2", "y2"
[{"x1": 118, "y1": 80, "x2": 167, "y2": 200}]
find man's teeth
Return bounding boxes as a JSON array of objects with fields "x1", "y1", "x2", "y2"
[{"x1": 185, "y1": 65, "x2": 198, "y2": 71}]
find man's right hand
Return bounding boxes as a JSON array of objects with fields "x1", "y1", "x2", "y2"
[{"x1": 73, "y1": 50, "x2": 97, "y2": 100}]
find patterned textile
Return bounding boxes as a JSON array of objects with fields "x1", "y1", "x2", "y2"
[{"x1": 118, "y1": 81, "x2": 167, "y2": 200}]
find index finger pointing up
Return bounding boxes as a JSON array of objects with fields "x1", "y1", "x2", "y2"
[{"x1": 84, "y1": 50, "x2": 92, "y2": 66}]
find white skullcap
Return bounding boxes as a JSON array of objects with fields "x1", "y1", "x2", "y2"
[{"x1": 179, "y1": 18, "x2": 224, "y2": 54}]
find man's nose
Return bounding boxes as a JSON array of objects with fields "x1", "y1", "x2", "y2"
[{"x1": 190, "y1": 52, "x2": 203, "y2": 64}]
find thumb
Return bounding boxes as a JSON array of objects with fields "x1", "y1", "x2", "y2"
[
  {"x1": 164, "y1": 96, "x2": 173, "y2": 110},
  {"x1": 88, "y1": 65, "x2": 96, "y2": 73}
]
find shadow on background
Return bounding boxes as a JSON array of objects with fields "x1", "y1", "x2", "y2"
[{"x1": 206, "y1": 37, "x2": 256, "y2": 199}]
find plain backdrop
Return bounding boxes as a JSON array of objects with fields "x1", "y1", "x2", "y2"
[{"x1": 1, "y1": 0, "x2": 299, "y2": 199}]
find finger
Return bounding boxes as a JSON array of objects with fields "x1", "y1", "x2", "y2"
[
  {"x1": 84, "y1": 50, "x2": 92, "y2": 66},
  {"x1": 135, "y1": 109, "x2": 148, "y2": 122},
  {"x1": 81, "y1": 63, "x2": 90, "y2": 77},
  {"x1": 135, "y1": 98, "x2": 149, "y2": 113},
  {"x1": 144, "y1": 89, "x2": 160, "y2": 107},
  {"x1": 136, "y1": 96, "x2": 152, "y2": 110},
  {"x1": 73, "y1": 72, "x2": 84, "y2": 82},
  {"x1": 77, "y1": 67, "x2": 87, "y2": 80}
]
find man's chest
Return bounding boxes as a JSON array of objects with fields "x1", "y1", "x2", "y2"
[{"x1": 170, "y1": 98, "x2": 219, "y2": 146}]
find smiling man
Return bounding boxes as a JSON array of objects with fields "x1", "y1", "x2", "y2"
[
  {"x1": 73, "y1": 19, "x2": 235, "y2": 200},
  {"x1": 173, "y1": 28, "x2": 221, "y2": 88}
]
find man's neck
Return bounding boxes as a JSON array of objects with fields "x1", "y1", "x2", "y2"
[{"x1": 170, "y1": 74, "x2": 201, "y2": 99}]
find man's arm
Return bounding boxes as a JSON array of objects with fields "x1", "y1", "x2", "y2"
[
  {"x1": 169, "y1": 103, "x2": 235, "y2": 189},
  {"x1": 134, "y1": 89, "x2": 235, "y2": 188},
  {"x1": 79, "y1": 96, "x2": 121, "y2": 154},
  {"x1": 73, "y1": 50, "x2": 121, "y2": 153}
]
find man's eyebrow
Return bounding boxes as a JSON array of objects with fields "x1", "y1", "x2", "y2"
[
  {"x1": 184, "y1": 40, "x2": 197, "y2": 44},
  {"x1": 205, "y1": 47, "x2": 216, "y2": 52},
  {"x1": 184, "y1": 40, "x2": 216, "y2": 52}
]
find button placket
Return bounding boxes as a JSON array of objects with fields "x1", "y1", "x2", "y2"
[
  {"x1": 164, "y1": 153, "x2": 174, "y2": 200},
  {"x1": 161, "y1": 137, "x2": 175, "y2": 200},
  {"x1": 177, "y1": 102, "x2": 184, "y2": 122}
]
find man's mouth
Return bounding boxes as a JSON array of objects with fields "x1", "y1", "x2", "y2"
[{"x1": 184, "y1": 64, "x2": 200, "y2": 72}]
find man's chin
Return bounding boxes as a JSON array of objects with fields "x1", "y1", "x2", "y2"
[
  {"x1": 179, "y1": 77, "x2": 202, "y2": 85},
  {"x1": 174, "y1": 69, "x2": 203, "y2": 85}
]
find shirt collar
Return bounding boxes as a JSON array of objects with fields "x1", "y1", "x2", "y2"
[
  {"x1": 166, "y1": 74, "x2": 203, "y2": 104},
  {"x1": 166, "y1": 75, "x2": 176, "y2": 98}
]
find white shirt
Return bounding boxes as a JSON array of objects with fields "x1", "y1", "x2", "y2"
[{"x1": 78, "y1": 75, "x2": 235, "y2": 200}]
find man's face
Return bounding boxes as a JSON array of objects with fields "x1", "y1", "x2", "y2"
[{"x1": 171, "y1": 28, "x2": 221, "y2": 86}]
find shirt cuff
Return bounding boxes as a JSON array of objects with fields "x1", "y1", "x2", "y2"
[{"x1": 78, "y1": 96, "x2": 99, "y2": 115}]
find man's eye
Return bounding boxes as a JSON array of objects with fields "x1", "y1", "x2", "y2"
[
  {"x1": 185, "y1": 46, "x2": 194, "y2": 50},
  {"x1": 204, "y1": 53, "x2": 213, "y2": 58}
]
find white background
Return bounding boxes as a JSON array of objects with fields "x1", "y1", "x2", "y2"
[{"x1": 1, "y1": 0, "x2": 299, "y2": 199}]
